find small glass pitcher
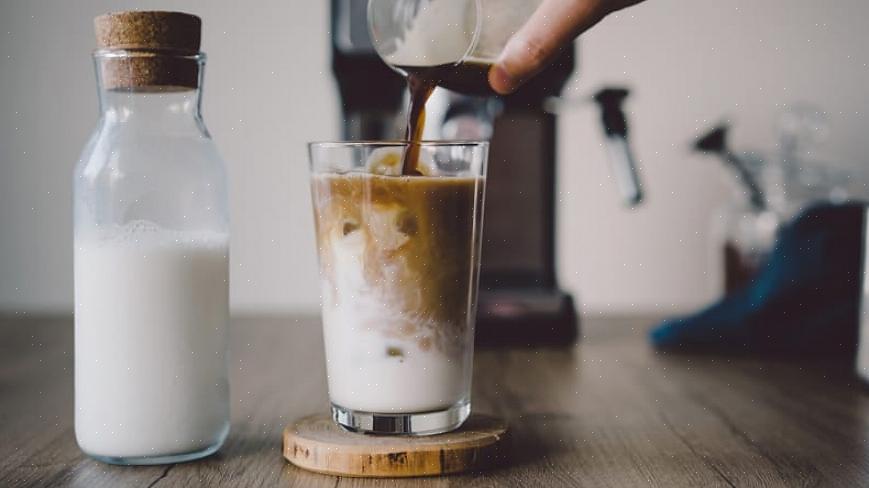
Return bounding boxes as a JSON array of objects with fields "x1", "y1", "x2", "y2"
[{"x1": 367, "y1": 0, "x2": 543, "y2": 69}]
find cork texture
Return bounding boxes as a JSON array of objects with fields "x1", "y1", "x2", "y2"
[
  {"x1": 99, "y1": 54, "x2": 200, "y2": 91},
  {"x1": 94, "y1": 11, "x2": 200, "y2": 52},
  {"x1": 94, "y1": 11, "x2": 202, "y2": 91}
]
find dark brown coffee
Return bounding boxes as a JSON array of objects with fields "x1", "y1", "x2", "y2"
[
  {"x1": 397, "y1": 61, "x2": 494, "y2": 175},
  {"x1": 399, "y1": 61, "x2": 494, "y2": 97}
]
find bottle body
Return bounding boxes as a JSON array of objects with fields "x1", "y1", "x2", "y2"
[{"x1": 74, "y1": 52, "x2": 230, "y2": 464}]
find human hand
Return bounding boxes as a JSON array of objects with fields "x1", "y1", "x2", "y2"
[{"x1": 488, "y1": 0, "x2": 646, "y2": 94}]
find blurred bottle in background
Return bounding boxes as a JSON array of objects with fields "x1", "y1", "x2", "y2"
[{"x1": 701, "y1": 105, "x2": 862, "y2": 296}]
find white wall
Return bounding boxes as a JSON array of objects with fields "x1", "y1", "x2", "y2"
[
  {"x1": 1, "y1": 0, "x2": 867, "y2": 315},
  {"x1": 0, "y1": 0, "x2": 335, "y2": 314}
]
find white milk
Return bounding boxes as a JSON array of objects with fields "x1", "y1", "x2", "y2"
[
  {"x1": 322, "y1": 301, "x2": 469, "y2": 413},
  {"x1": 319, "y1": 225, "x2": 472, "y2": 414},
  {"x1": 74, "y1": 221, "x2": 229, "y2": 459}
]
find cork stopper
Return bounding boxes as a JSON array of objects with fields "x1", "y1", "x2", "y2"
[{"x1": 94, "y1": 11, "x2": 202, "y2": 91}]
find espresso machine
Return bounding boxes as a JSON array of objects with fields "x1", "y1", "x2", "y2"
[{"x1": 331, "y1": 0, "x2": 642, "y2": 345}]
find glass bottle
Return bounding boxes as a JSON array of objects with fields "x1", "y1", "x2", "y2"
[
  {"x1": 73, "y1": 11, "x2": 230, "y2": 465},
  {"x1": 857, "y1": 207, "x2": 869, "y2": 384},
  {"x1": 713, "y1": 201, "x2": 779, "y2": 294}
]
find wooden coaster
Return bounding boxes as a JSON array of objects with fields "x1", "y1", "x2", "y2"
[{"x1": 283, "y1": 413, "x2": 509, "y2": 477}]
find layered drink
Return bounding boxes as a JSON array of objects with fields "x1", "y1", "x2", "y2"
[{"x1": 309, "y1": 143, "x2": 487, "y2": 434}]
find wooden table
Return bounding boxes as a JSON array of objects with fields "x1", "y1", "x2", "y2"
[{"x1": 2, "y1": 314, "x2": 869, "y2": 487}]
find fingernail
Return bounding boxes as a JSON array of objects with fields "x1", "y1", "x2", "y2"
[{"x1": 489, "y1": 64, "x2": 518, "y2": 95}]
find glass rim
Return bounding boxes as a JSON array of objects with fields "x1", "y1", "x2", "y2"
[
  {"x1": 93, "y1": 49, "x2": 206, "y2": 62},
  {"x1": 308, "y1": 140, "x2": 489, "y2": 149}
]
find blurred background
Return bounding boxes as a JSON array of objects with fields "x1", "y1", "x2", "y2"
[{"x1": 1, "y1": 0, "x2": 868, "y2": 317}]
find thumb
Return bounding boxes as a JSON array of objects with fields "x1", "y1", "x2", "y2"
[{"x1": 488, "y1": 0, "x2": 605, "y2": 95}]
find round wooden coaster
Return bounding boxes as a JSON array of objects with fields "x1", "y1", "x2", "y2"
[{"x1": 283, "y1": 413, "x2": 509, "y2": 478}]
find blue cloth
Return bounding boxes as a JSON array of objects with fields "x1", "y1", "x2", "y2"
[{"x1": 651, "y1": 203, "x2": 865, "y2": 354}]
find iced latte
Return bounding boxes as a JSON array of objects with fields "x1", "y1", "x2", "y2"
[{"x1": 309, "y1": 142, "x2": 487, "y2": 434}]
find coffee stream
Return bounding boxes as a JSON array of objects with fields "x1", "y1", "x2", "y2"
[
  {"x1": 399, "y1": 62, "x2": 493, "y2": 175},
  {"x1": 402, "y1": 73, "x2": 436, "y2": 176}
]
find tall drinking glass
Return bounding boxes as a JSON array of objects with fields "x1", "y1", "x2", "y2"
[{"x1": 309, "y1": 141, "x2": 487, "y2": 435}]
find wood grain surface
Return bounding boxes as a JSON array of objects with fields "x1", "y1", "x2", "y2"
[
  {"x1": 283, "y1": 413, "x2": 508, "y2": 477},
  {"x1": 1, "y1": 314, "x2": 869, "y2": 487}
]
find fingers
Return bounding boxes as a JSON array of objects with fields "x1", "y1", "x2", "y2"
[
  {"x1": 489, "y1": 0, "x2": 636, "y2": 95},
  {"x1": 488, "y1": 0, "x2": 603, "y2": 95}
]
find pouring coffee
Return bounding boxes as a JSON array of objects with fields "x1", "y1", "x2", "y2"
[
  {"x1": 368, "y1": 0, "x2": 543, "y2": 173},
  {"x1": 352, "y1": 0, "x2": 582, "y2": 346}
]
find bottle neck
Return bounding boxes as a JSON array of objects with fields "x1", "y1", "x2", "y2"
[
  {"x1": 98, "y1": 89, "x2": 204, "y2": 132},
  {"x1": 93, "y1": 51, "x2": 207, "y2": 135}
]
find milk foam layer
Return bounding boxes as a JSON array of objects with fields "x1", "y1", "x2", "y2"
[
  {"x1": 74, "y1": 221, "x2": 229, "y2": 458},
  {"x1": 312, "y1": 174, "x2": 483, "y2": 413}
]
